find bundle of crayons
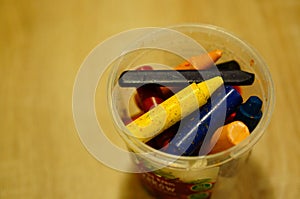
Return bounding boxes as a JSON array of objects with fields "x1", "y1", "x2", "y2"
[{"x1": 118, "y1": 50, "x2": 263, "y2": 156}]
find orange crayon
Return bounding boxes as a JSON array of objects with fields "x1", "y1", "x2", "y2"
[
  {"x1": 209, "y1": 121, "x2": 250, "y2": 154},
  {"x1": 175, "y1": 49, "x2": 223, "y2": 70}
]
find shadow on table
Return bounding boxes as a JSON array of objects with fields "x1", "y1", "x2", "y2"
[
  {"x1": 119, "y1": 173, "x2": 156, "y2": 199},
  {"x1": 119, "y1": 156, "x2": 275, "y2": 199},
  {"x1": 211, "y1": 156, "x2": 276, "y2": 199}
]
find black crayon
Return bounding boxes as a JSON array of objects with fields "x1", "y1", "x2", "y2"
[{"x1": 119, "y1": 69, "x2": 254, "y2": 87}]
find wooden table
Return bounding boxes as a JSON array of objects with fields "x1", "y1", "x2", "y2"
[{"x1": 1, "y1": 0, "x2": 299, "y2": 198}]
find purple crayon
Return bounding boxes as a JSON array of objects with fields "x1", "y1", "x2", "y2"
[{"x1": 162, "y1": 86, "x2": 243, "y2": 156}]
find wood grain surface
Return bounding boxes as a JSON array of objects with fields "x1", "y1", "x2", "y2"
[{"x1": 1, "y1": 0, "x2": 299, "y2": 198}]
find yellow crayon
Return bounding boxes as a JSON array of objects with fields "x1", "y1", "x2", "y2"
[
  {"x1": 126, "y1": 76, "x2": 223, "y2": 142},
  {"x1": 209, "y1": 121, "x2": 250, "y2": 154}
]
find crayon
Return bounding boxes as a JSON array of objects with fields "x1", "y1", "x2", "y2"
[
  {"x1": 146, "y1": 123, "x2": 179, "y2": 149},
  {"x1": 161, "y1": 50, "x2": 223, "y2": 97},
  {"x1": 122, "y1": 112, "x2": 143, "y2": 125},
  {"x1": 126, "y1": 76, "x2": 223, "y2": 142},
  {"x1": 160, "y1": 60, "x2": 241, "y2": 97},
  {"x1": 208, "y1": 121, "x2": 250, "y2": 154},
  {"x1": 118, "y1": 69, "x2": 254, "y2": 87},
  {"x1": 162, "y1": 86, "x2": 243, "y2": 156},
  {"x1": 175, "y1": 49, "x2": 223, "y2": 70},
  {"x1": 234, "y1": 96, "x2": 263, "y2": 132},
  {"x1": 215, "y1": 60, "x2": 241, "y2": 70},
  {"x1": 135, "y1": 66, "x2": 165, "y2": 112},
  {"x1": 214, "y1": 60, "x2": 242, "y2": 94}
]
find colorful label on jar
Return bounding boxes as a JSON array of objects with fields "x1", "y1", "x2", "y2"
[{"x1": 139, "y1": 167, "x2": 219, "y2": 199}]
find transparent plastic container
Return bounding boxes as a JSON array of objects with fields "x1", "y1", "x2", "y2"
[{"x1": 73, "y1": 24, "x2": 275, "y2": 199}]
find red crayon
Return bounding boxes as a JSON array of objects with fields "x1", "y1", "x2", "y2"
[
  {"x1": 146, "y1": 124, "x2": 178, "y2": 150},
  {"x1": 135, "y1": 66, "x2": 165, "y2": 112}
]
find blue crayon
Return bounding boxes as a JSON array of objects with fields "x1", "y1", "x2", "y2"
[
  {"x1": 163, "y1": 86, "x2": 243, "y2": 156},
  {"x1": 234, "y1": 96, "x2": 263, "y2": 132}
]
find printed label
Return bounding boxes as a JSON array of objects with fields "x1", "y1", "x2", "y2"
[
  {"x1": 130, "y1": 149, "x2": 220, "y2": 198},
  {"x1": 140, "y1": 167, "x2": 219, "y2": 199}
]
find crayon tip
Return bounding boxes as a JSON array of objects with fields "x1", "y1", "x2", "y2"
[
  {"x1": 209, "y1": 121, "x2": 250, "y2": 154},
  {"x1": 234, "y1": 96, "x2": 263, "y2": 132},
  {"x1": 227, "y1": 121, "x2": 250, "y2": 145},
  {"x1": 209, "y1": 49, "x2": 223, "y2": 62},
  {"x1": 241, "y1": 96, "x2": 262, "y2": 115},
  {"x1": 197, "y1": 76, "x2": 224, "y2": 96}
]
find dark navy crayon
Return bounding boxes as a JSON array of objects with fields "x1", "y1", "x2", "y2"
[
  {"x1": 118, "y1": 69, "x2": 254, "y2": 87},
  {"x1": 162, "y1": 86, "x2": 243, "y2": 156},
  {"x1": 234, "y1": 96, "x2": 263, "y2": 132}
]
